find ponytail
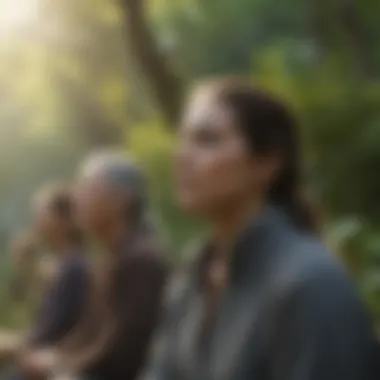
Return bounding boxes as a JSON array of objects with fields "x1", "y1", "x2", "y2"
[{"x1": 268, "y1": 156, "x2": 317, "y2": 232}]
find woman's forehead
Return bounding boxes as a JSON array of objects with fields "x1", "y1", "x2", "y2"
[{"x1": 183, "y1": 93, "x2": 234, "y2": 130}]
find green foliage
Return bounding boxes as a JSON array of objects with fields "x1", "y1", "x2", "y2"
[
  {"x1": 253, "y1": 47, "x2": 380, "y2": 221},
  {"x1": 152, "y1": 0, "x2": 309, "y2": 77}
]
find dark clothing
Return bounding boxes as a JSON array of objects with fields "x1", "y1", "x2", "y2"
[
  {"x1": 28, "y1": 254, "x2": 89, "y2": 347},
  {"x1": 71, "y1": 242, "x2": 169, "y2": 380},
  {"x1": 141, "y1": 206, "x2": 376, "y2": 380}
]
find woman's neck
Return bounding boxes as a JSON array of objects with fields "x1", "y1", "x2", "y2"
[{"x1": 211, "y1": 197, "x2": 265, "y2": 259}]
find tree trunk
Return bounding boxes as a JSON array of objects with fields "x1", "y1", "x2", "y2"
[{"x1": 118, "y1": 0, "x2": 184, "y2": 128}]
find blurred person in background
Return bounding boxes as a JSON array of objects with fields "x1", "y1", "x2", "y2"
[
  {"x1": 141, "y1": 78, "x2": 376, "y2": 380},
  {"x1": 25, "y1": 153, "x2": 169, "y2": 380},
  {"x1": 14, "y1": 185, "x2": 89, "y2": 380}
]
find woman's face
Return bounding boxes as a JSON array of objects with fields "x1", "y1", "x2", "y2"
[
  {"x1": 75, "y1": 173, "x2": 134, "y2": 240},
  {"x1": 175, "y1": 89, "x2": 275, "y2": 216}
]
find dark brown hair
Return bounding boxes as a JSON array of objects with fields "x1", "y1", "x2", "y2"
[
  {"x1": 201, "y1": 78, "x2": 317, "y2": 232},
  {"x1": 36, "y1": 184, "x2": 83, "y2": 244}
]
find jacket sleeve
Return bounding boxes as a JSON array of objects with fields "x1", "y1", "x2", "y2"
[{"x1": 270, "y1": 263, "x2": 376, "y2": 380}]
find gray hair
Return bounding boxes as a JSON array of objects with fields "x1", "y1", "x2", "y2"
[{"x1": 79, "y1": 152, "x2": 154, "y2": 233}]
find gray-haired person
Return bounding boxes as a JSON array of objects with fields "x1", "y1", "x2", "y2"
[{"x1": 22, "y1": 153, "x2": 169, "y2": 380}]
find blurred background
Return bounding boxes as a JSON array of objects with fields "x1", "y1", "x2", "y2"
[{"x1": 0, "y1": 0, "x2": 380, "y2": 330}]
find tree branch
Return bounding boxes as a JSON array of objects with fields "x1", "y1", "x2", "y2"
[{"x1": 118, "y1": 0, "x2": 184, "y2": 128}]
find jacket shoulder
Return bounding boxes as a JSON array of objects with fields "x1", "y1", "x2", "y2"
[{"x1": 271, "y1": 232, "x2": 358, "y2": 305}]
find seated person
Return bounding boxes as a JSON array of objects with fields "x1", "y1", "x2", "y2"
[
  {"x1": 19, "y1": 154, "x2": 169, "y2": 380},
  {"x1": 16, "y1": 185, "x2": 89, "y2": 379}
]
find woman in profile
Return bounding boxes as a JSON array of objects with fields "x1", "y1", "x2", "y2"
[
  {"x1": 54, "y1": 154, "x2": 168, "y2": 380},
  {"x1": 141, "y1": 78, "x2": 376, "y2": 380},
  {"x1": 15, "y1": 185, "x2": 89, "y2": 379}
]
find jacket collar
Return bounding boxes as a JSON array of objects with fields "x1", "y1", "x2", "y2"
[{"x1": 196, "y1": 205, "x2": 293, "y2": 286}]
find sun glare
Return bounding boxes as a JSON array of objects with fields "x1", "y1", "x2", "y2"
[{"x1": 0, "y1": 0, "x2": 40, "y2": 34}]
